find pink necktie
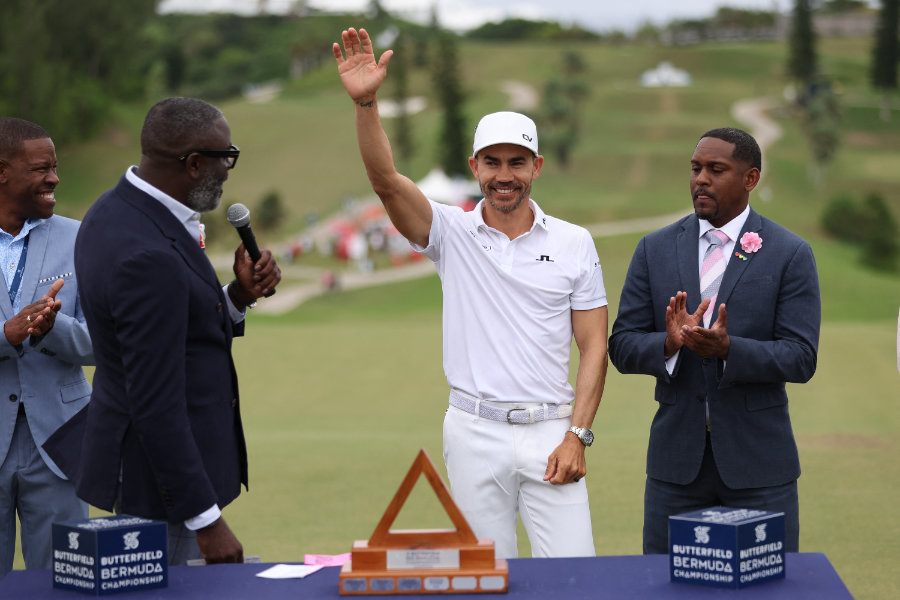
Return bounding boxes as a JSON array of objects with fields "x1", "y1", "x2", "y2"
[{"x1": 700, "y1": 229, "x2": 729, "y2": 326}]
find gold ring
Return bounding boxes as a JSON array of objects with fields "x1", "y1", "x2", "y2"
[{"x1": 26, "y1": 315, "x2": 31, "y2": 323}]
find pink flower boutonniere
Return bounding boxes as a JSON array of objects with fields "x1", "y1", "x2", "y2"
[{"x1": 740, "y1": 231, "x2": 763, "y2": 254}]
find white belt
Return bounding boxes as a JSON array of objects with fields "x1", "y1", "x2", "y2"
[{"x1": 449, "y1": 389, "x2": 573, "y2": 424}]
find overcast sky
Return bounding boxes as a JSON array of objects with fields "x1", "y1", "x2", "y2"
[{"x1": 158, "y1": 0, "x2": 805, "y2": 33}]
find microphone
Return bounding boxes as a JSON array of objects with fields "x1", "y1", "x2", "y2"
[{"x1": 226, "y1": 203, "x2": 275, "y2": 297}]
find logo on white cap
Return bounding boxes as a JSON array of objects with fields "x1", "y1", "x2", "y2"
[{"x1": 472, "y1": 112, "x2": 538, "y2": 157}]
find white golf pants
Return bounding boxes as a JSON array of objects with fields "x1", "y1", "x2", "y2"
[{"x1": 442, "y1": 403, "x2": 595, "y2": 559}]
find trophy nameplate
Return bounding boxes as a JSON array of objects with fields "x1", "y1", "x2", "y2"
[{"x1": 339, "y1": 449, "x2": 508, "y2": 595}]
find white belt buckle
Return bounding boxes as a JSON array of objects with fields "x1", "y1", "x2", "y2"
[{"x1": 506, "y1": 407, "x2": 529, "y2": 424}]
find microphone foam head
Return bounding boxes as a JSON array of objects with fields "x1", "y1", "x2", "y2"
[{"x1": 227, "y1": 203, "x2": 251, "y2": 228}]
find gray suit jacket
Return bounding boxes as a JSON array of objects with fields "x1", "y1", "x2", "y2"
[
  {"x1": 0, "y1": 216, "x2": 94, "y2": 478},
  {"x1": 608, "y1": 208, "x2": 820, "y2": 489}
]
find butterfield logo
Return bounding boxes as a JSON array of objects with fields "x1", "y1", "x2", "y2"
[
  {"x1": 68, "y1": 532, "x2": 80, "y2": 550},
  {"x1": 754, "y1": 524, "x2": 767, "y2": 543},
  {"x1": 123, "y1": 531, "x2": 141, "y2": 551},
  {"x1": 694, "y1": 526, "x2": 711, "y2": 544}
]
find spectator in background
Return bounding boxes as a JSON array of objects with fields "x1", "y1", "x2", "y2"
[{"x1": 0, "y1": 117, "x2": 94, "y2": 577}]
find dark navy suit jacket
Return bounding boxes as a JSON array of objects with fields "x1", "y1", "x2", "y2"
[
  {"x1": 46, "y1": 175, "x2": 247, "y2": 523},
  {"x1": 608, "y1": 208, "x2": 820, "y2": 489}
]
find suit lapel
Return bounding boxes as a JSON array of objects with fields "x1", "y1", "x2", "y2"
[
  {"x1": 716, "y1": 208, "x2": 762, "y2": 310},
  {"x1": 118, "y1": 178, "x2": 222, "y2": 295},
  {"x1": 0, "y1": 275, "x2": 11, "y2": 320},
  {"x1": 20, "y1": 219, "x2": 49, "y2": 305},
  {"x1": 676, "y1": 216, "x2": 701, "y2": 305},
  {"x1": 0, "y1": 220, "x2": 50, "y2": 318}
]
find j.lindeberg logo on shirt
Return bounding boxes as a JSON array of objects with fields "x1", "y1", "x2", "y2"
[
  {"x1": 467, "y1": 229, "x2": 491, "y2": 251},
  {"x1": 536, "y1": 255, "x2": 554, "y2": 262}
]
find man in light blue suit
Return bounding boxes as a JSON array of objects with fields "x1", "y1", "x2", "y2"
[
  {"x1": 609, "y1": 128, "x2": 820, "y2": 554},
  {"x1": 0, "y1": 118, "x2": 93, "y2": 577}
]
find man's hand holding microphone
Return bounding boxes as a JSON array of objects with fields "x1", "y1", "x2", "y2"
[{"x1": 226, "y1": 203, "x2": 281, "y2": 311}]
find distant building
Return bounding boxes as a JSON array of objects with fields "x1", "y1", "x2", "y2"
[
  {"x1": 660, "y1": 7, "x2": 875, "y2": 46},
  {"x1": 640, "y1": 62, "x2": 692, "y2": 87},
  {"x1": 776, "y1": 10, "x2": 877, "y2": 39}
]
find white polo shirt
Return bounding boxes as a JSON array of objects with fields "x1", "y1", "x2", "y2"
[{"x1": 415, "y1": 199, "x2": 607, "y2": 405}]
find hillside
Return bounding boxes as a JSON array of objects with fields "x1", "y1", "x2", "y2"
[
  {"x1": 29, "y1": 35, "x2": 900, "y2": 599},
  {"x1": 55, "y1": 36, "x2": 899, "y2": 321}
]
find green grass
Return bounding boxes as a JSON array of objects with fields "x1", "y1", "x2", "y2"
[
  {"x1": 167, "y1": 306, "x2": 900, "y2": 600},
  {"x1": 10, "y1": 33, "x2": 900, "y2": 599}
]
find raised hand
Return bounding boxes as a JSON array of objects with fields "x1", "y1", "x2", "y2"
[{"x1": 333, "y1": 27, "x2": 393, "y2": 103}]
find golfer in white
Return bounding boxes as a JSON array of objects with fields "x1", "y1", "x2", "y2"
[{"x1": 334, "y1": 27, "x2": 609, "y2": 558}]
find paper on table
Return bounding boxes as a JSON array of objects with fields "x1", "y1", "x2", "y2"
[
  {"x1": 186, "y1": 555, "x2": 261, "y2": 566},
  {"x1": 303, "y1": 552, "x2": 352, "y2": 566},
  {"x1": 256, "y1": 564, "x2": 324, "y2": 579}
]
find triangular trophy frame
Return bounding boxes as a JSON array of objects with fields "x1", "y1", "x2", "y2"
[
  {"x1": 339, "y1": 448, "x2": 508, "y2": 595},
  {"x1": 368, "y1": 448, "x2": 477, "y2": 548}
]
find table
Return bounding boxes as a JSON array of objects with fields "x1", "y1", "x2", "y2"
[{"x1": 0, "y1": 553, "x2": 852, "y2": 599}]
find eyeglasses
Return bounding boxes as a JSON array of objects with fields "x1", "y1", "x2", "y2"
[{"x1": 176, "y1": 145, "x2": 240, "y2": 169}]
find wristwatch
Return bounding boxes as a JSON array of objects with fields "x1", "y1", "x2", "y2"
[{"x1": 568, "y1": 426, "x2": 594, "y2": 447}]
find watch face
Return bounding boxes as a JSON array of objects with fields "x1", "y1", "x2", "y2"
[{"x1": 581, "y1": 429, "x2": 594, "y2": 446}]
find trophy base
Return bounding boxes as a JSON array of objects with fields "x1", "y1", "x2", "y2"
[{"x1": 339, "y1": 558, "x2": 508, "y2": 595}]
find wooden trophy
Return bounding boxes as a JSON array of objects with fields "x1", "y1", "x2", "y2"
[{"x1": 339, "y1": 449, "x2": 508, "y2": 595}]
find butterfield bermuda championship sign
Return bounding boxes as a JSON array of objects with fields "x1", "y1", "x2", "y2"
[
  {"x1": 52, "y1": 515, "x2": 167, "y2": 595},
  {"x1": 669, "y1": 507, "x2": 785, "y2": 589}
]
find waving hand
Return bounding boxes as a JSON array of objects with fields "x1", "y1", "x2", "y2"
[{"x1": 333, "y1": 28, "x2": 393, "y2": 103}]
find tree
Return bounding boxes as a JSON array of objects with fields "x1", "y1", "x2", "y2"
[
  {"x1": 788, "y1": 0, "x2": 818, "y2": 84},
  {"x1": 820, "y1": 192, "x2": 898, "y2": 272},
  {"x1": 802, "y1": 82, "x2": 842, "y2": 188},
  {"x1": 432, "y1": 32, "x2": 467, "y2": 177},
  {"x1": 257, "y1": 190, "x2": 285, "y2": 232},
  {"x1": 0, "y1": 0, "x2": 159, "y2": 143},
  {"x1": 860, "y1": 193, "x2": 899, "y2": 272},
  {"x1": 392, "y1": 35, "x2": 414, "y2": 171},
  {"x1": 871, "y1": 0, "x2": 899, "y2": 121},
  {"x1": 540, "y1": 51, "x2": 590, "y2": 169},
  {"x1": 820, "y1": 0, "x2": 869, "y2": 12}
]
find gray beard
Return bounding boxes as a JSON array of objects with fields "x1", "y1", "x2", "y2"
[
  {"x1": 487, "y1": 195, "x2": 524, "y2": 214},
  {"x1": 483, "y1": 182, "x2": 530, "y2": 214},
  {"x1": 185, "y1": 172, "x2": 224, "y2": 213}
]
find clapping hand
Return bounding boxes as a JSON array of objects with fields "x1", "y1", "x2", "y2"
[{"x1": 664, "y1": 291, "x2": 709, "y2": 357}]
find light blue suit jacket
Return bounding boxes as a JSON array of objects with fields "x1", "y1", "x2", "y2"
[
  {"x1": 609, "y1": 208, "x2": 821, "y2": 489},
  {"x1": 0, "y1": 215, "x2": 94, "y2": 478}
]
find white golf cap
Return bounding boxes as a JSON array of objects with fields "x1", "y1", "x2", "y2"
[{"x1": 472, "y1": 111, "x2": 538, "y2": 157}]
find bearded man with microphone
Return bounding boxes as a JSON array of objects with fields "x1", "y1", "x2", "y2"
[{"x1": 45, "y1": 97, "x2": 281, "y2": 566}]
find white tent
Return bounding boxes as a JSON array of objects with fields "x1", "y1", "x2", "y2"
[
  {"x1": 640, "y1": 62, "x2": 692, "y2": 87},
  {"x1": 416, "y1": 168, "x2": 481, "y2": 205}
]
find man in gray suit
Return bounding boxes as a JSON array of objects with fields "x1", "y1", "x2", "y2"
[
  {"x1": 0, "y1": 118, "x2": 93, "y2": 576},
  {"x1": 609, "y1": 127, "x2": 820, "y2": 554}
]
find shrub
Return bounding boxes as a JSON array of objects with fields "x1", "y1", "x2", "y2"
[{"x1": 822, "y1": 192, "x2": 899, "y2": 272}]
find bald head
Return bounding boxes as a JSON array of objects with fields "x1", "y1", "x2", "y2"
[
  {"x1": 140, "y1": 97, "x2": 224, "y2": 159},
  {"x1": 136, "y1": 98, "x2": 232, "y2": 208}
]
